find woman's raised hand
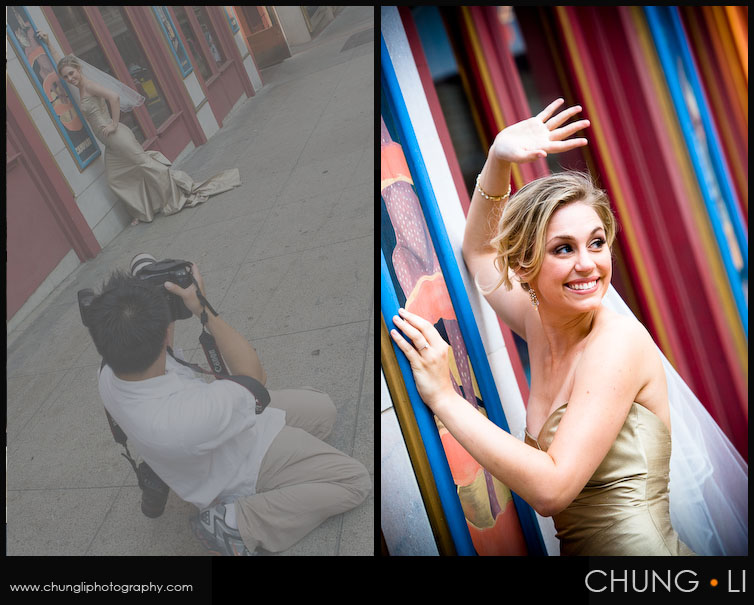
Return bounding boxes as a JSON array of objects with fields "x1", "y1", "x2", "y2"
[
  {"x1": 390, "y1": 308, "x2": 456, "y2": 411},
  {"x1": 490, "y1": 98, "x2": 590, "y2": 164},
  {"x1": 36, "y1": 31, "x2": 49, "y2": 45}
]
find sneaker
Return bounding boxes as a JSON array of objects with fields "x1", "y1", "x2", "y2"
[{"x1": 190, "y1": 503, "x2": 255, "y2": 556}]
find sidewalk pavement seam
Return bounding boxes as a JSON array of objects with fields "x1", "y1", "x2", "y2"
[{"x1": 84, "y1": 484, "x2": 126, "y2": 556}]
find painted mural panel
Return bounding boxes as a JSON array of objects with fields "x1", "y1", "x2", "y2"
[
  {"x1": 7, "y1": 6, "x2": 100, "y2": 171},
  {"x1": 381, "y1": 110, "x2": 527, "y2": 555}
]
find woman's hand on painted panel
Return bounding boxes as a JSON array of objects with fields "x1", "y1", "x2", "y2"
[{"x1": 390, "y1": 308, "x2": 456, "y2": 412}]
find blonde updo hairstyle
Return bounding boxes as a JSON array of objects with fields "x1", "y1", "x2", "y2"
[
  {"x1": 57, "y1": 54, "x2": 82, "y2": 77},
  {"x1": 485, "y1": 171, "x2": 616, "y2": 293}
]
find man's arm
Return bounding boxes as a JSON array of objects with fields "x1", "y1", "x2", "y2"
[
  {"x1": 203, "y1": 313, "x2": 266, "y2": 384},
  {"x1": 164, "y1": 265, "x2": 266, "y2": 384}
]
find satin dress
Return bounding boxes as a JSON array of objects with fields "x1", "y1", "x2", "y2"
[
  {"x1": 525, "y1": 402, "x2": 696, "y2": 556},
  {"x1": 80, "y1": 96, "x2": 240, "y2": 222}
]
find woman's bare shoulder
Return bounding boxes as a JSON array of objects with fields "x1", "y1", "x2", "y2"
[
  {"x1": 84, "y1": 79, "x2": 118, "y2": 101},
  {"x1": 592, "y1": 305, "x2": 653, "y2": 346},
  {"x1": 584, "y1": 306, "x2": 662, "y2": 382}
]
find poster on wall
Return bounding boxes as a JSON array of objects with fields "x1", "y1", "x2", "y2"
[
  {"x1": 6, "y1": 6, "x2": 100, "y2": 171},
  {"x1": 152, "y1": 7, "x2": 193, "y2": 78},
  {"x1": 223, "y1": 6, "x2": 240, "y2": 34}
]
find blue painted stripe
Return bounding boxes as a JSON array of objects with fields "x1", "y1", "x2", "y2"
[
  {"x1": 381, "y1": 34, "x2": 547, "y2": 556},
  {"x1": 666, "y1": 8, "x2": 748, "y2": 270},
  {"x1": 644, "y1": 7, "x2": 748, "y2": 337},
  {"x1": 381, "y1": 252, "x2": 475, "y2": 556}
]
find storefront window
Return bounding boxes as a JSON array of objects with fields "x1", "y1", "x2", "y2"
[
  {"x1": 173, "y1": 6, "x2": 212, "y2": 81},
  {"x1": 192, "y1": 7, "x2": 225, "y2": 66},
  {"x1": 98, "y1": 6, "x2": 172, "y2": 129},
  {"x1": 51, "y1": 6, "x2": 145, "y2": 143},
  {"x1": 246, "y1": 7, "x2": 274, "y2": 34}
]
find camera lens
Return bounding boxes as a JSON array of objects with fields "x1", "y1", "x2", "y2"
[{"x1": 130, "y1": 253, "x2": 156, "y2": 277}]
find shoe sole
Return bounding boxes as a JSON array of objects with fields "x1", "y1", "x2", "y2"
[{"x1": 190, "y1": 516, "x2": 223, "y2": 556}]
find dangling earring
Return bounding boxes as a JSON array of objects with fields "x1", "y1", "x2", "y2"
[{"x1": 529, "y1": 287, "x2": 539, "y2": 308}]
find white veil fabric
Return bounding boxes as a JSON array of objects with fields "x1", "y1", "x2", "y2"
[
  {"x1": 602, "y1": 285, "x2": 748, "y2": 556},
  {"x1": 63, "y1": 55, "x2": 145, "y2": 112}
]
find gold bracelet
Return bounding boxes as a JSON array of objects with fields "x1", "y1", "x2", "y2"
[{"x1": 475, "y1": 174, "x2": 511, "y2": 202}]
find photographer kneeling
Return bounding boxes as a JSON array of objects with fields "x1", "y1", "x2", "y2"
[{"x1": 84, "y1": 261, "x2": 371, "y2": 556}]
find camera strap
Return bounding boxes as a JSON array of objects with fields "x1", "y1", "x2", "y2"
[
  {"x1": 188, "y1": 275, "x2": 231, "y2": 376},
  {"x1": 185, "y1": 276, "x2": 271, "y2": 413},
  {"x1": 99, "y1": 359, "x2": 141, "y2": 477},
  {"x1": 191, "y1": 275, "x2": 219, "y2": 326},
  {"x1": 166, "y1": 347, "x2": 271, "y2": 415}
]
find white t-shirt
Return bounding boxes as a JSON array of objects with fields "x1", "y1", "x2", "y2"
[{"x1": 99, "y1": 351, "x2": 286, "y2": 509}]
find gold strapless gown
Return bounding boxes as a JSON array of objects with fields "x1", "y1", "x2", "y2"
[
  {"x1": 525, "y1": 402, "x2": 695, "y2": 556},
  {"x1": 80, "y1": 96, "x2": 240, "y2": 223}
]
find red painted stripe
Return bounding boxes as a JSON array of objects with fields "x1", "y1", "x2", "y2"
[{"x1": 472, "y1": 6, "x2": 544, "y2": 185}]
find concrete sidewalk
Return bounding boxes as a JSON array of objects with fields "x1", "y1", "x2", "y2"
[{"x1": 6, "y1": 6, "x2": 374, "y2": 556}]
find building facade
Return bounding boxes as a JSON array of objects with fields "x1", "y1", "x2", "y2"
[
  {"x1": 6, "y1": 6, "x2": 262, "y2": 331},
  {"x1": 237, "y1": 6, "x2": 345, "y2": 69}
]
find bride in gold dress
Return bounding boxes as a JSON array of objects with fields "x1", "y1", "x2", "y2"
[
  {"x1": 390, "y1": 98, "x2": 702, "y2": 556},
  {"x1": 38, "y1": 32, "x2": 240, "y2": 226}
]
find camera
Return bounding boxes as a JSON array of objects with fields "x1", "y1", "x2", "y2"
[
  {"x1": 103, "y1": 407, "x2": 170, "y2": 518},
  {"x1": 130, "y1": 253, "x2": 194, "y2": 321},
  {"x1": 137, "y1": 460, "x2": 170, "y2": 518},
  {"x1": 78, "y1": 254, "x2": 195, "y2": 327}
]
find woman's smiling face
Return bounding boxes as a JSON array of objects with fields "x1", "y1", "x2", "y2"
[
  {"x1": 530, "y1": 201, "x2": 612, "y2": 312},
  {"x1": 60, "y1": 65, "x2": 81, "y2": 86}
]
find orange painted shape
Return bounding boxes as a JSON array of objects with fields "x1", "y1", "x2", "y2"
[
  {"x1": 380, "y1": 142, "x2": 413, "y2": 186},
  {"x1": 439, "y1": 429, "x2": 481, "y2": 486},
  {"x1": 404, "y1": 273, "x2": 455, "y2": 324},
  {"x1": 43, "y1": 74, "x2": 83, "y2": 130},
  {"x1": 467, "y1": 498, "x2": 529, "y2": 556}
]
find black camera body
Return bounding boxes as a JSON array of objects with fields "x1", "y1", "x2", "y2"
[
  {"x1": 78, "y1": 255, "x2": 194, "y2": 327},
  {"x1": 130, "y1": 255, "x2": 195, "y2": 322}
]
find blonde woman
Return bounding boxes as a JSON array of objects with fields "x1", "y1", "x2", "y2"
[
  {"x1": 390, "y1": 99, "x2": 697, "y2": 555},
  {"x1": 37, "y1": 32, "x2": 240, "y2": 226}
]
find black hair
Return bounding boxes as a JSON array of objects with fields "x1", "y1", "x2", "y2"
[{"x1": 86, "y1": 270, "x2": 171, "y2": 375}]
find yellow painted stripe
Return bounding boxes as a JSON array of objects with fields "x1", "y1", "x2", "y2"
[
  {"x1": 555, "y1": 7, "x2": 675, "y2": 364},
  {"x1": 454, "y1": 46, "x2": 490, "y2": 156},
  {"x1": 380, "y1": 175, "x2": 413, "y2": 191},
  {"x1": 381, "y1": 316, "x2": 457, "y2": 555},
  {"x1": 461, "y1": 7, "x2": 503, "y2": 129},
  {"x1": 709, "y1": 6, "x2": 748, "y2": 126},
  {"x1": 725, "y1": 6, "x2": 748, "y2": 83},
  {"x1": 630, "y1": 7, "x2": 748, "y2": 376}
]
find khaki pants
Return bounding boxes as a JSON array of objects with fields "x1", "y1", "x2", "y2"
[{"x1": 234, "y1": 388, "x2": 371, "y2": 553}]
